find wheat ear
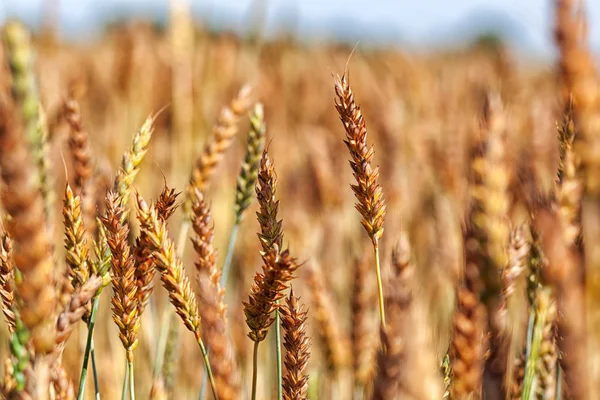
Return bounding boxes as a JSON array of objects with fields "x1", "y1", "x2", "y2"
[
  {"x1": 280, "y1": 289, "x2": 310, "y2": 400},
  {"x1": 135, "y1": 193, "x2": 218, "y2": 399},
  {"x1": 334, "y1": 73, "x2": 386, "y2": 326},
  {"x1": 191, "y1": 189, "x2": 241, "y2": 400}
]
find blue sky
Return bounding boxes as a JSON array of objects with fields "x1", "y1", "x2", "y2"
[{"x1": 1, "y1": 0, "x2": 600, "y2": 54}]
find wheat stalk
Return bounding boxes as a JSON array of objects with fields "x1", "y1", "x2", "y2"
[
  {"x1": 334, "y1": 72, "x2": 386, "y2": 326},
  {"x1": 191, "y1": 188, "x2": 241, "y2": 400},
  {"x1": 135, "y1": 193, "x2": 218, "y2": 399}
]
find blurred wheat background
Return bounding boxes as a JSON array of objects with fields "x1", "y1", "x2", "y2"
[{"x1": 0, "y1": 0, "x2": 599, "y2": 399}]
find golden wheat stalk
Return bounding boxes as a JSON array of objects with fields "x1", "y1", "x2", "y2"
[
  {"x1": 334, "y1": 73, "x2": 386, "y2": 326},
  {"x1": 135, "y1": 193, "x2": 218, "y2": 399}
]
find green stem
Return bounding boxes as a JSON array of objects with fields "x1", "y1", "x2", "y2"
[
  {"x1": 374, "y1": 243, "x2": 386, "y2": 327},
  {"x1": 219, "y1": 222, "x2": 239, "y2": 287},
  {"x1": 197, "y1": 334, "x2": 219, "y2": 400},
  {"x1": 91, "y1": 340, "x2": 101, "y2": 400},
  {"x1": 77, "y1": 294, "x2": 100, "y2": 400},
  {"x1": 128, "y1": 361, "x2": 135, "y2": 400},
  {"x1": 275, "y1": 304, "x2": 282, "y2": 400},
  {"x1": 251, "y1": 341, "x2": 259, "y2": 400},
  {"x1": 121, "y1": 358, "x2": 129, "y2": 400}
]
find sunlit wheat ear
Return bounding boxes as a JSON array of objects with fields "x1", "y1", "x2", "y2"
[
  {"x1": 64, "y1": 98, "x2": 97, "y2": 236},
  {"x1": 0, "y1": 234, "x2": 15, "y2": 333},
  {"x1": 191, "y1": 188, "x2": 241, "y2": 400},
  {"x1": 280, "y1": 289, "x2": 310, "y2": 400},
  {"x1": 334, "y1": 72, "x2": 386, "y2": 326},
  {"x1": 135, "y1": 193, "x2": 202, "y2": 335},
  {"x1": 134, "y1": 185, "x2": 179, "y2": 315},
  {"x1": 136, "y1": 192, "x2": 220, "y2": 399},
  {"x1": 113, "y1": 112, "x2": 156, "y2": 208},
  {"x1": 101, "y1": 191, "x2": 141, "y2": 362},
  {"x1": 63, "y1": 184, "x2": 91, "y2": 293},
  {"x1": 188, "y1": 84, "x2": 253, "y2": 200}
]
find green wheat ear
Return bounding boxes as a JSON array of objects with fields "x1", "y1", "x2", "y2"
[{"x1": 235, "y1": 103, "x2": 266, "y2": 223}]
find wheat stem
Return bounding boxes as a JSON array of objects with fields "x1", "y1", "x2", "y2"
[
  {"x1": 121, "y1": 358, "x2": 128, "y2": 400},
  {"x1": 128, "y1": 361, "x2": 135, "y2": 400},
  {"x1": 276, "y1": 304, "x2": 282, "y2": 400},
  {"x1": 91, "y1": 339, "x2": 101, "y2": 400},
  {"x1": 220, "y1": 222, "x2": 239, "y2": 288},
  {"x1": 196, "y1": 333, "x2": 218, "y2": 400},
  {"x1": 77, "y1": 294, "x2": 100, "y2": 400},
  {"x1": 374, "y1": 243, "x2": 385, "y2": 327},
  {"x1": 252, "y1": 341, "x2": 259, "y2": 400}
]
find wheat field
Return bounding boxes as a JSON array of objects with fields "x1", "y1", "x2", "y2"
[{"x1": 0, "y1": 0, "x2": 598, "y2": 399}]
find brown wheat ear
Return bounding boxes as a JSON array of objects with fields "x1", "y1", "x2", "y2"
[
  {"x1": 333, "y1": 73, "x2": 386, "y2": 245},
  {"x1": 280, "y1": 289, "x2": 310, "y2": 400},
  {"x1": 191, "y1": 188, "x2": 241, "y2": 400},
  {"x1": 244, "y1": 247, "x2": 298, "y2": 343},
  {"x1": 256, "y1": 147, "x2": 283, "y2": 254},
  {"x1": 334, "y1": 72, "x2": 386, "y2": 326},
  {"x1": 101, "y1": 191, "x2": 140, "y2": 362}
]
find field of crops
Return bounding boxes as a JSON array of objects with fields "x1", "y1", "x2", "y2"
[{"x1": 0, "y1": 0, "x2": 598, "y2": 399}]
